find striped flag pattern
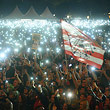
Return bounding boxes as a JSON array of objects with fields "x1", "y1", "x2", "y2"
[{"x1": 61, "y1": 20, "x2": 105, "y2": 69}]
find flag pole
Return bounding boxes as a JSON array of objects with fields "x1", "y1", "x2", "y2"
[{"x1": 60, "y1": 19, "x2": 68, "y2": 74}]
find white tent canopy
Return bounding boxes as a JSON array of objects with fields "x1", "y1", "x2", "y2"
[
  {"x1": 40, "y1": 7, "x2": 55, "y2": 19},
  {"x1": 5, "y1": 6, "x2": 23, "y2": 19},
  {"x1": 23, "y1": 6, "x2": 41, "y2": 19},
  {"x1": 4, "y1": 6, "x2": 57, "y2": 19}
]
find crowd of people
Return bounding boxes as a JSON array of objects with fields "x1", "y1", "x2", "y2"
[{"x1": 0, "y1": 50, "x2": 110, "y2": 110}]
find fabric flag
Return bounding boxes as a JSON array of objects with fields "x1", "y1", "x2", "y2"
[{"x1": 61, "y1": 20, "x2": 105, "y2": 69}]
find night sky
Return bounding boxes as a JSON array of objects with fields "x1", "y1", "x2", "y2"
[{"x1": 0, "y1": 0, "x2": 110, "y2": 18}]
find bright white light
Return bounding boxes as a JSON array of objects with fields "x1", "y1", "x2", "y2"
[
  {"x1": 27, "y1": 48, "x2": 30, "y2": 53},
  {"x1": 46, "y1": 48, "x2": 50, "y2": 51},
  {"x1": 61, "y1": 77, "x2": 64, "y2": 80},
  {"x1": 40, "y1": 42, "x2": 44, "y2": 45},
  {"x1": 59, "y1": 65, "x2": 62, "y2": 67},
  {"x1": 0, "y1": 19, "x2": 109, "y2": 62},
  {"x1": 56, "y1": 66, "x2": 58, "y2": 69},
  {"x1": 15, "y1": 43, "x2": 19, "y2": 46},
  {"x1": 71, "y1": 57, "x2": 73, "y2": 60},
  {"x1": 0, "y1": 53, "x2": 6, "y2": 58},
  {"x1": 40, "y1": 62, "x2": 43, "y2": 66},
  {"x1": 46, "y1": 60, "x2": 49, "y2": 64},
  {"x1": 91, "y1": 67, "x2": 96, "y2": 71},
  {"x1": 87, "y1": 16, "x2": 90, "y2": 19},
  {"x1": 76, "y1": 66, "x2": 78, "y2": 69},
  {"x1": 53, "y1": 14, "x2": 55, "y2": 16},
  {"x1": 36, "y1": 77, "x2": 38, "y2": 80},
  {"x1": 6, "y1": 80, "x2": 8, "y2": 83},
  {"x1": 67, "y1": 15, "x2": 70, "y2": 19},
  {"x1": 30, "y1": 77, "x2": 34, "y2": 80},
  {"x1": 57, "y1": 94, "x2": 60, "y2": 97},
  {"x1": 38, "y1": 85, "x2": 41, "y2": 87},
  {"x1": 56, "y1": 48, "x2": 60, "y2": 53},
  {"x1": 33, "y1": 52, "x2": 36, "y2": 55},
  {"x1": 67, "y1": 92, "x2": 73, "y2": 98},
  {"x1": 38, "y1": 47, "x2": 42, "y2": 52},
  {"x1": 69, "y1": 64, "x2": 72, "y2": 67},
  {"x1": 27, "y1": 37, "x2": 31, "y2": 40},
  {"x1": 63, "y1": 93, "x2": 65, "y2": 96},
  {"x1": 14, "y1": 49, "x2": 19, "y2": 52},
  {"x1": 46, "y1": 78, "x2": 48, "y2": 80},
  {"x1": 44, "y1": 72, "x2": 47, "y2": 75},
  {"x1": 5, "y1": 48, "x2": 10, "y2": 53}
]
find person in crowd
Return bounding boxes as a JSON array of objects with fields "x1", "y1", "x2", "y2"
[{"x1": 0, "y1": 51, "x2": 109, "y2": 110}]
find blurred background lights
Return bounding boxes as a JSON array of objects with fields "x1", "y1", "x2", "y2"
[
  {"x1": 38, "y1": 85, "x2": 41, "y2": 87},
  {"x1": 46, "y1": 48, "x2": 50, "y2": 51},
  {"x1": 44, "y1": 72, "x2": 47, "y2": 75},
  {"x1": 91, "y1": 67, "x2": 96, "y2": 71},
  {"x1": 27, "y1": 48, "x2": 31, "y2": 53},
  {"x1": 53, "y1": 14, "x2": 55, "y2": 17},
  {"x1": 30, "y1": 77, "x2": 34, "y2": 80},
  {"x1": 69, "y1": 64, "x2": 72, "y2": 67},
  {"x1": 56, "y1": 48, "x2": 61, "y2": 53},
  {"x1": 14, "y1": 48, "x2": 19, "y2": 52},
  {"x1": 59, "y1": 64, "x2": 62, "y2": 67},
  {"x1": 46, "y1": 78, "x2": 48, "y2": 80},
  {"x1": 75, "y1": 66, "x2": 78, "y2": 69},
  {"x1": 0, "y1": 19, "x2": 109, "y2": 64},
  {"x1": 0, "y1": 53, "x2": 6, "y2": 58},
  {"x1": 38, "y1": 47, "x2": 42, "y2": 52},
  {"x1": 6, "y1": 80, "x2": 8, "y2": 83},
  {"x1": 46, "y1": 60, "x2": 49, "y2": 64},
  {"x1": 61, "y1": 77, "x2": 64, "y2": 80},
  {"x1": 67, "y1": 92, "x2": 73, "y2": 98},
  {"x1": 63, "y1": 93, "x2": 65, "y2": 96}
]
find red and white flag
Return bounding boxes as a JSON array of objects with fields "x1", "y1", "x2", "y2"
[{"x1": 61, "y1": 20, "x2": 105, "y2": 69}]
